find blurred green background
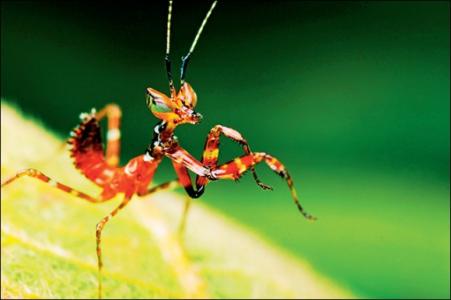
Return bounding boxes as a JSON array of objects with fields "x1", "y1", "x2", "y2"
[{"x1": 1, "y1": 1, "x2": 449, "y2": 298}]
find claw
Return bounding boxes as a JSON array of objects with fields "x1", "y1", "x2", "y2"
[
  {"x1": 257, "y1": 181, "x2": 273, "y2": 191},
  {"x1": 303, "y1": 213, "x2": 318, "y2": 221}
]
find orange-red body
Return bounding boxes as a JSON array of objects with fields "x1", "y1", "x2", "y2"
[
  {"x1": 69, "y1": 115, "x2": 160, "y2": 199},
  {"x1": 1, "y1": 2, "x2": 315, "y2": 298},
  {"x1": 63, "y1": 81, "x2": 314, "y2": 218}
]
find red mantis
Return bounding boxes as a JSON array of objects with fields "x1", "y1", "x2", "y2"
[{"x1": 1, "y1": 0, "x2": 316, "y2": 298}]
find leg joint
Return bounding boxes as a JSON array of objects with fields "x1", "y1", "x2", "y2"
[
  {"x1": 106, "y1": 103, "x2": 121, "y2": 117},
  {"x1": 24, "y1": 168, "x2": 39, "y2": 176}
]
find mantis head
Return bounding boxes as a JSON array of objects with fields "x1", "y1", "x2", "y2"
[{"x1": 146, "y1": 82, "x2": 202, "y2": 126}]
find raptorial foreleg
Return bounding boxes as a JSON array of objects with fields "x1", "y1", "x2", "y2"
[{"x1": 198, "y1": 125, "x2": 272, "y2": 190}]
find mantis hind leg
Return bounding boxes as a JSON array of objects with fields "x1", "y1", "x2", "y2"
[
  {"x1": 37, "y1": 104, "x2": 123, "y2": 168},
  {"x1": 0, "y1": 167, "x2": 124, "y2": 299},
  {"x1": 95, "y1": 104, "x2": 122, "y2": 167},
  {"x1": 95, "y1": 196, "x2": 131, "y2": 299},
  {"x1": 1, "y1": 168, "x2": 104, "y2": 203}
]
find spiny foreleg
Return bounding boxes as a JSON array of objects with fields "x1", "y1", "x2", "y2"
[{"x1": 198, "y1": 125, "x2": 272, "y2": 190}]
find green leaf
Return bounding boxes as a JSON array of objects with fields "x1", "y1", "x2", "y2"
[{"x1": 1, "y1": 101, "x2": 352, "y2": 299}]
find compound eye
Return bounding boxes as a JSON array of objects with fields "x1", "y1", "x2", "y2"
[
  {"x1": 146, "y1": 88, "x2": 172, "y2": 113},
  {"x1": 150, "y1": 97, "x2": 171, "y2": 113}
]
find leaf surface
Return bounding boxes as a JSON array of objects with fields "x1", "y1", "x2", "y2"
[{"x1": 1, "y1": 102, "x2": 351, "y2": 299}]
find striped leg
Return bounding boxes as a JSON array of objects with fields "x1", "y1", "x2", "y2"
[
  {"x1": 38, "y1": 104, "x2": 122, "y2": 167},
  {"x1": 212, "y1": 153, "x2": 316, "y2": 220},
  {"x1": 95, "y1": 104, "x2": 122, "y2": 167},
  {"x1": 198, "y1": 125, "x2": 272, "y2": 190},
  {"x1": 96, "y1": 196, "x2": 131, "y2": 299},
  {"x1": 1, "y1": 168, "x2": 102, "y2": 203}
]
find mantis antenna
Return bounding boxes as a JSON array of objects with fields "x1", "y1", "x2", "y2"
[
  {"x1": 163, "y1": 0, "x2": 218, "y2": 91},
  {"x1": 181, "y1": 0, "x2": 218, "y2": 84},
  {"x1": 165, "y1": 0, "x2": 176, "y2": 97}
]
